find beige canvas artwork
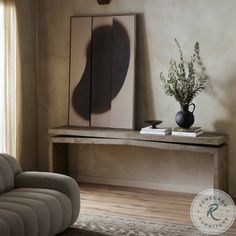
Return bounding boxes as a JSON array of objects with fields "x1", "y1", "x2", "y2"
[{"x1": 69, "y1": 15, "x2": 136, "y2": 129}]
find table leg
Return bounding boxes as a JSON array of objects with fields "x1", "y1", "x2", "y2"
[
  {"x1": 48, "y1": 139, "x2": 69, "y2": 174},
  {"x1": 213, "y1": 145, "x2": 228, "y2": 193}
]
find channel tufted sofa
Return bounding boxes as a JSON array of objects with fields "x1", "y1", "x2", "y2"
[{"x1": 0, "y1": 153, "x2": 80, "y2": 236}]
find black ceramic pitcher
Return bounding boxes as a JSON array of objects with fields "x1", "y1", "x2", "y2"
[{"x1": 175, "y1": 103, "x2": 195, "y2": 128}]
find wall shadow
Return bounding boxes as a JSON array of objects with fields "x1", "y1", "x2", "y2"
[
  {"x1": 206, "y1": 76, "x2": 236, "y2": 131},
  {"x1": 135, "y1": 14, "x2": 155, "y2": 130},
  {"x1": 206, "y1": 76, "x2": 236, "y2": 194}
]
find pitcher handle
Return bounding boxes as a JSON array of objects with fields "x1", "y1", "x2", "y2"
[{"x1": 189, "y1": 103, "x2": 195, "y2": 113}]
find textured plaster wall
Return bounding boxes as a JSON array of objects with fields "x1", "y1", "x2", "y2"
[
  {"x1": 17, "y1": 0, "x2": 38, "y2": 170},
  {"x1": 37, "y1": 0, "x2": 236, "y2": 195}
]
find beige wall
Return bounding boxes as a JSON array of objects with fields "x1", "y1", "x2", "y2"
[
  {"x1": 16, "y1": 0, "x2": 38, "y2": 170},
  {"x1": 37, "y1": 0, "x2": 236, "y2": 196}
]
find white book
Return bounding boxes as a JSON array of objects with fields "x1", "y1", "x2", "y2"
[
  {"x1": 140, "y1": 130, "x2": 170, "y2": 135},
  {"x1": 141, "y1": 126, "x2": 171, "y2": 131},
  {"x1": 171, "y1": 130, "x2": 204, "y2": 137},
  {"x1": 140, "y1": 126, "x2": 171, "y2": 135}
]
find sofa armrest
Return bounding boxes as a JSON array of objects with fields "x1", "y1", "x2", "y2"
[{"x1": 15, "y1": 171, "x2": 80, "y2": 222}]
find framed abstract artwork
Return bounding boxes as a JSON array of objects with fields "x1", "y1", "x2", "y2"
[{"x1": 69, "y1": 15, "x2": 136, "y2": 129}]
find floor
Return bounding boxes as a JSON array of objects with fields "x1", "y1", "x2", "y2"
[{"x1": 80, "y1": 183, "x2": 236, "y2": 233}]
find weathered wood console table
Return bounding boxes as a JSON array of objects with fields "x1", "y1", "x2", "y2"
[{"x1": 48, "y1": 126, "x2": 229, "y2": 192}]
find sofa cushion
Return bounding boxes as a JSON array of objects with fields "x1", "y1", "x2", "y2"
[
  {"x1": 0, "y1": 218, "x2": 10, "y2": 236},
  {"x1": 0, "y1": 154, "x2": 80, "y2": 236},
  {"x1": 0, "y1": 202, "x2": 37, "y2": 236},
  {"x1": 15, "y1": 171, "x2": 80, "y2": 223},
  {"x1": 0, "y1": 153, "x2": 22, "y2": 176},
  {"x1": 3, "y1": 188, "x2": 72, "y2": 236},
  {"x1": 0, "y1": 209, "x2": 24, "y2": 236},
  {"x1": 0, "y1": 157, "x2": 15, "y2": 193},
  {"x1": 0, "y1": 196, "x2": 50, "y2": 236}
]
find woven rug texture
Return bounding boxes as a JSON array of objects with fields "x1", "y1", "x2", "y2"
[{"x1": 57, "y1": 213, "x2": 236, "y2": 236}]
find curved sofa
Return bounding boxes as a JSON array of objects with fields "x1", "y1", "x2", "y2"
[{"x1": 0, "y1": 153, "x2": 80, "y2": 236}]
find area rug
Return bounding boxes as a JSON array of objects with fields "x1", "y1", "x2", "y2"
[{"x1": 58, "y1": 213, "x2": 236, "y2": 236}]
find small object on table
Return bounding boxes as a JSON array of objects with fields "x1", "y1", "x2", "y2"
[
  {"x1": 171, "y1": 127, "x2": 204, "y2": 137},
  {"x1": 140, "y1": 126, "x2": 171, "y2": 135},
  {"x1": 144, "y1": 120, "x2": 163, "y2": 129}
]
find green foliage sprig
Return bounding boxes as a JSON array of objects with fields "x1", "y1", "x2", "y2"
[{"x1": 160, "y1": 39, "x2": 208, "y2": 106}]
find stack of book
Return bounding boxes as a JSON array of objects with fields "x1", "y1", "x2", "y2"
[
  {"x1": 171, "y1": 127, "x2": 204, "y2": 137},
  {"x1": 140, "y1": 126, "x2": 171, "y2": 135}
]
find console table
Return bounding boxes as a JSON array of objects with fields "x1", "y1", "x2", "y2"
[{"x1": 48, "y1": 126, "x2": 229, "y2": 192}]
